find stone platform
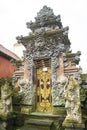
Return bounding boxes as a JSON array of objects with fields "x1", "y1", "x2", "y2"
[{"x1": 22, "y1": 112, "x2": 65, "y2": 130}]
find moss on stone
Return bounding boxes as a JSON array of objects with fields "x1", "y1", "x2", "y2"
[
  {"x1": 53, "y1": 106, "x2": 66, "y2": 116},
  {"x1": 64, "y1": 119, "x2": 79, "y2": 124},
  {"x1": 81, "y1": 74, "x2": 87, "y2": 81}
]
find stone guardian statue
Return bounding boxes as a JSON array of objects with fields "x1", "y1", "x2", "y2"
[{"x1": 64, "y1": 75, "x2": 82, "y2": 123}]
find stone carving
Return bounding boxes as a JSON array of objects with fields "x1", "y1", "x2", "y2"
[
  {"x1": 17, "y1": 79, "x2": 33, "y2": 105},
  {"x1": 53, "y1": 75, "x2": 68, "y2": 106},
  {"x1": 64, "y1": 75, "x2": 82, "y2": 123},
  {"x1": 25, "y1": 34, "x2": 65, "y2": 60},
  {"x1": 35, "y1": 35, "x2": 45, "y2": 48},
  {"x1": 36, "y1": 5, "x2": 54, "y2": 18},
  {"x1": 0, "y1": 84, "x2": 12, "y2": 115},
  {"x1": 25, "y1": 37, "x2": 65, "y2": 107},
  {"x1": 26, "y1": 5, "x2": 62, "y2": 31}
]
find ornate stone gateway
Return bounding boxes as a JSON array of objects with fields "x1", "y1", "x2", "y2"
[
  {"x1": 16, "y1": 5, "x2": 81, "y2": 113},
  {"x1": 16, "y1": 5, "x2": 84, "y2": 130}
]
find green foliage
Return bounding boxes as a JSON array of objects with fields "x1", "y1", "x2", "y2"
[
  {"x1": 0, "y1": 77, "x2": 13, "y2": 86},
  {"x1": 80, "y1": 89, "x2": 87, "y2": 108},
  {"x1": 12, "y1": 92, "x2": 22, "y2": 104},
  {"x1": 81, "y1": 74, "x2": 87, "y2": 81},
  {"x1": 10, "y1": 59, "x2": 23, "y2": 68},
  {"x1": 54, "y1": 121, "x2": 64, "y2": 130}
]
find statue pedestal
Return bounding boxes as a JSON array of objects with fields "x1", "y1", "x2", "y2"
[
  {"x1": 62, "y1": 120, "x2": 85, "y2": 130},
  {"x1": 0, "y1": 114, "x2": 14, "y2": 130}
]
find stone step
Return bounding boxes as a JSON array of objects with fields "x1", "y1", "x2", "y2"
[
  {"x1": 25, "y1": 118, "x2": 53, "y2": 126},
  {"x1": 25, "y1": 119, "x2": 53, "y2": 130}
]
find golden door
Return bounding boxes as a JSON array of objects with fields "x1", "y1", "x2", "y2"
[{"x1": 36, "y1": 68, "x2": 52, "y2": 112}]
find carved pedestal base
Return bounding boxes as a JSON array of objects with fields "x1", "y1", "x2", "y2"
[
  {"x1": 0, "y1": 115, "x2": 14, "y2": 130},
  {"x1": 62, "y1": 120, "x2": 85, "y2": 130}
]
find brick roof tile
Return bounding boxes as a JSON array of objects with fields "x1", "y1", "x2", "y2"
[{"x1": 0, "y1": 44, "x2": 19, "y2": 60}]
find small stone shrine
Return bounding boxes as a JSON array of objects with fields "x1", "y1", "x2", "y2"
[{"x1": 15, "y1": 5, "x2": 85, "y2": 130}]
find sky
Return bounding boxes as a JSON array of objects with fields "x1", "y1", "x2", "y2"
[{"x1": 0, "y1": 0, "x2": 87, "y2": 72}]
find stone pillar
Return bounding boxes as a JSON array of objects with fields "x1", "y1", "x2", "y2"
[
  {"x1": 51, "y1": 54, "x2": 66, "y2": 115},
  {"x1": 19, "y1": 57, "x2": 34, "y2": 114},
  {"x1": 57, "y1": 52, "x2": 64, "y2": 78},
  {"x1": 24, "y1": 59, "x2": 29, "y2": 79}
]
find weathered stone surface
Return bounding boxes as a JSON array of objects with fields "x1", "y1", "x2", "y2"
[
  {"x1": 26, "y1": 5, "x2": 62, "y2": 32},
  {"x1": 26, "y1": 119, "x2": 53, "y2": 126},
  {"x1": 18, "y1": 79, "x2": 33, "y2": 105},
  {"x1": 62, "y1": 121, "x2": 85, "y2": 130},
  {"x1": 64, "y1": 75, "x2": 82, "y2": 123},
  {"x1": 0, "y1": 84, "x2": 12, "y2": 116}
]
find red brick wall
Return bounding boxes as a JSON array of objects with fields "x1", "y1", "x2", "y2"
[{"x1": 0, "y1": 56, "x2": 17, "y2": 78}]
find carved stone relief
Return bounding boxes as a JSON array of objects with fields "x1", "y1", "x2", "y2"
[
  {"x1": 64, "y1": 75, "x2": 82, "y2": 123},
  {"x1": 0, "y1": 84, "x2": 12, "y2": 115},
  {"x1": 18, "y1": 79, "x2": 33, "y2": 105}
]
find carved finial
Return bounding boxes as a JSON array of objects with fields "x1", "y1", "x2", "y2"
[
  {"x1": 26, "y1": 5, "x2": 62, "y2": 31},
  {"x1": 36, "y1": 5, "x2": 54, "y2": 18},
  {"x1": 16, "y1": 35, "x2": 23, "y2": 43}
]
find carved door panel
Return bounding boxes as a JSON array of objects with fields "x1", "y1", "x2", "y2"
[{"x1": 36, "y1": 68, "x2": 52, "y2": 112}]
